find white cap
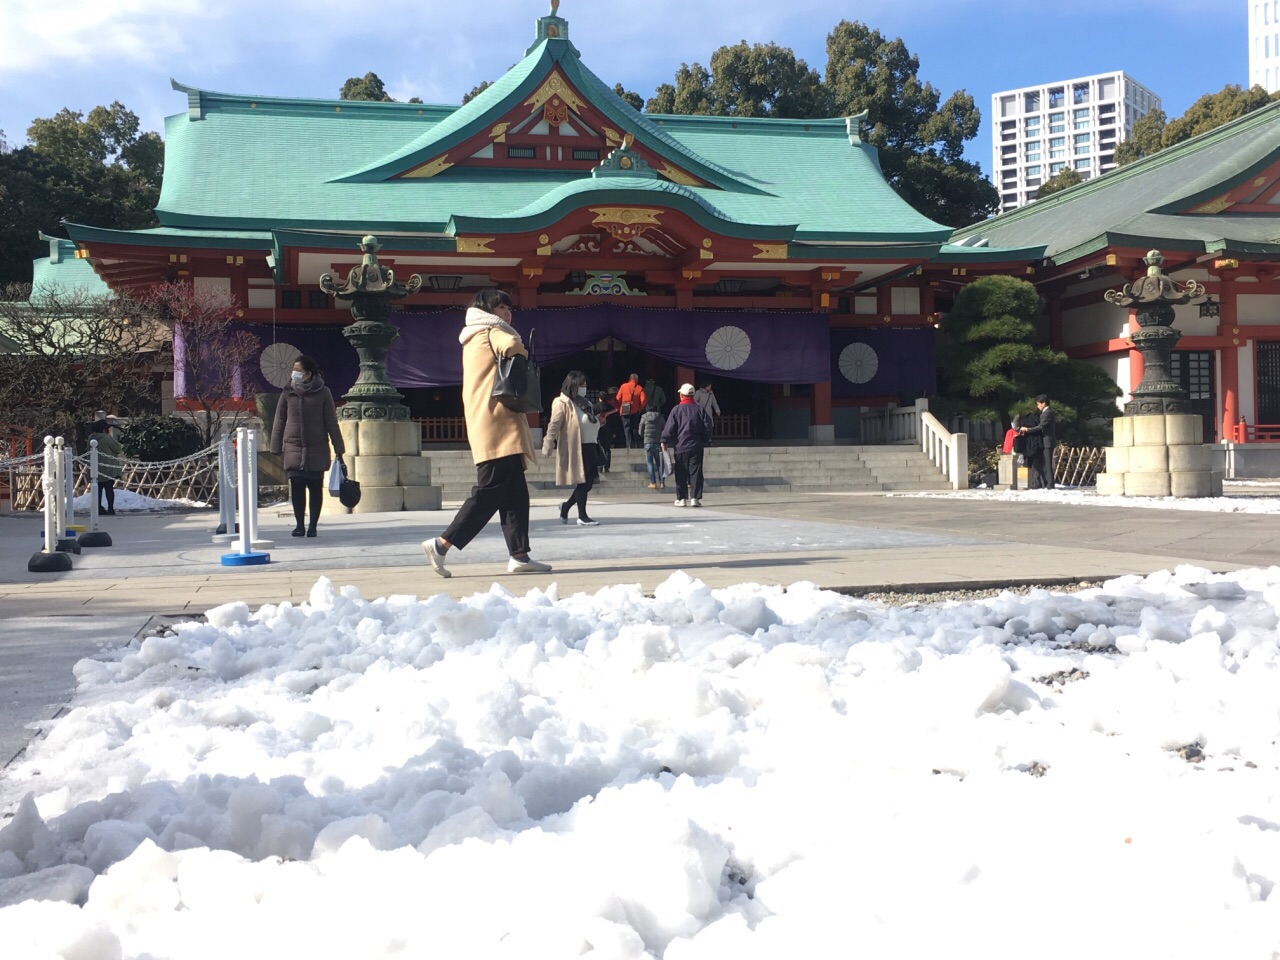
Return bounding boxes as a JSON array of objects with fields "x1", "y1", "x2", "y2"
[{"x1": 679, "y1": 383, "x2": 695, "y2": 396}]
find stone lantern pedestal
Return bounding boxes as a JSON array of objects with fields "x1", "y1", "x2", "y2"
[
  {"x1": 317, "y1": 235, "x2": 442, "y2": 514},
  {"x1": 1095, "y1": 250, "x2": 1222, "y2": 498},
  {"x1": 1095, "y1": 414, "x2": 1221, "y2": 497}
]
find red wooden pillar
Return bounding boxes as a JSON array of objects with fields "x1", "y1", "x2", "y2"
[
  {"x1": 1127, "y1": 306, "x2": 1143, "y2": 401},
  {"x1": 1218, "y1": 274, "x2": 1238, "y2": 442},
  {"x1": 810, "y1": 380, "x2": 833, "y2": 443},
  {"x1": 675, "y1": 365, "x2": 695, "y2": 391}
]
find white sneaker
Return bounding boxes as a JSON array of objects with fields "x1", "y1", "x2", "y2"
[
  {"x1": 690, "y1": 499, "x2": 702, "y2": 508},
  {"x1": 508, "y1": 556, "x2": 552, "y2": 573},
  {"x1": 674, "y1": 498, "x2": 687, "y2": 507},
  {"x1": 422, "y1": 538, "x2": 451, "y2": 578}
]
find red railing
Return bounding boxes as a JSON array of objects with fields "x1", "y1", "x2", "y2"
[{"x1": 1231, "y1": 421, "x2": 1280, "y2": 443}]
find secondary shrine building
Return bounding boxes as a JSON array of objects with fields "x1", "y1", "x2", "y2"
[
  {"x1": 61, "y1": 7, "x2": 1040, "y2": 442},
  {"x1": 59, "y1": 6, "x2": 1280, "y2": 445}
]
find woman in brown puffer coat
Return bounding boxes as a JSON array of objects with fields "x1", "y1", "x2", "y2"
[{"x1": 270, "y1": 354, "x2": 344, "y2": 537}]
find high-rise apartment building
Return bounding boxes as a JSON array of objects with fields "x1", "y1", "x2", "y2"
[
  {"x1": 990, "y1": 72, "x2": 1161, "y2": 212},
  {"x1": 1249, "y1": 1, "x2": 1280, "y2": 93}
]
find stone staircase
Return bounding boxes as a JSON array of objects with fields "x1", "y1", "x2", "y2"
[{"x1": 422, "y1": 444, "x2": 954, "y2": 501}]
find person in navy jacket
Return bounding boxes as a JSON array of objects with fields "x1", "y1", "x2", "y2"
[{"x1": 661, "y1": 383, "x2": 713, "y2": 507}]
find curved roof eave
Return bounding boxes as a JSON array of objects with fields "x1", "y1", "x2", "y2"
[
  {"x1": 328, "y1": 40, "x2": 761, "y2": 194},
  {"x1": 447, "y1": 179, "x2": 796, "y2": 241}
]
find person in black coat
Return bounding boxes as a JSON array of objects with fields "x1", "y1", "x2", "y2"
[{"x1": 1020, "y1": 394, "x2": 1057, "y2": 489}]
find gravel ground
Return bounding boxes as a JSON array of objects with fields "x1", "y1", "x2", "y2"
[{"x1": 845, "y1": 581, "x2": 1104, "y2": 606}]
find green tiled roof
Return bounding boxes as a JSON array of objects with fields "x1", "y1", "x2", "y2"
[
  {"x1": 30, "y1": 236, "x2": 112, "y2": 297},
  {"x1": 953, "y1": 99, "x2": 1280, "y2": 262},
  {"x1": 153, "y1": 14, "x2": 955, "y2": 246}
]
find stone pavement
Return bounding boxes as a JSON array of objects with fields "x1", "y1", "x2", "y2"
[{"x1": 4, "y1": 488, "x2": 1279, "y2": 768}]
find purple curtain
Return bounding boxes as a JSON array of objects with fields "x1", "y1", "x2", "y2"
[
  {"x1": 388, "y1": 305, "x2": 832, "y2": 387},
  {"x1": 829, "y1": 327, "x2": 936, "y2": 399},
  {"x1": 174, "y1": 322, "x2": 360, "y2": 399}
]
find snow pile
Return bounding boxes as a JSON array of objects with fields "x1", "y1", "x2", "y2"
[
  {"x1": 71, "y1": 488, "x2": 209, "y2": 513},
  {"x1": 897, "y1": 485, "x2": 1280, "y2": 514},
  {"x1": 1, "y1": 568, "x2": 1278, "y2": 958}
]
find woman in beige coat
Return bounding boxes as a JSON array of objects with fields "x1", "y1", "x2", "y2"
[
  {"x1": 422, "y1": 288, "x2": 551, "y2": 577},
  {"x1": 542, "y1": 370, "x2": 602, "y2": 526}
]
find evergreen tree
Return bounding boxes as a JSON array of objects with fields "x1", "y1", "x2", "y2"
[
  {"x1": 1034, "y1": 167, "x2": 1083, "y2": 199},
  {"x1": 612, "y1": 83, "x2": 644, "y2": 112},
  {"x1": 936, "y1": 275, "x2": 1120, "y2": 443},
  {"x1": 0, "y1": 103, "x2": 161, "y2": 285},
  {"x1": 824, "y1": 21, "x2": 995, "y2": 227},
  {"x1": 461, "y1": 81, "x2": 493, "y2": 105},
  {"x1": 1116, "y1": 85, "x2": 1279, "y2": 167},
  {"x1": 340, "y1": 72, "x2": 394, "y2": 102}
]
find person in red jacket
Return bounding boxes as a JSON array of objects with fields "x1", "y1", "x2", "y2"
[{"x1": 614, "y1": 374, "x2": 647, "y2": 449}]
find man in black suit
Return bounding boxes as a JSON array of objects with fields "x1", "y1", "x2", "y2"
[{"x1": 1020, "y1": 394, "x2": 1057, "y2": 489}]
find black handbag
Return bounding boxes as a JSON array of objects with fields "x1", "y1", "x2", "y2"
[
  {"x1": 488, "y1": 328, "x2": 541, "y2": 414},
  {"x1": 336, "y1": 461, "x2": 362, "y2": 509}
]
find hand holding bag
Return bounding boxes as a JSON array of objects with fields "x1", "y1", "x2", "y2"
[
  {"x1": 336, "y1": 460, "x2": 362, "y2": 509},
  {"x1": 488, "y1": 328, "x2": 542, "y2": 414}
]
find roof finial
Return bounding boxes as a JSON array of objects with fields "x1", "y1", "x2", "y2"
[{"x1": 550, "y1": 0, "x2": 559, "y2": 15}]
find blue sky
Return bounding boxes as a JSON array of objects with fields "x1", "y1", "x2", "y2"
[{"x1": 0, "y1": 0, "x2": 1249, "y2": 177}]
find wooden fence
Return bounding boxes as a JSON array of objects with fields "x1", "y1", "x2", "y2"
[
  {"x1": 415, "y1": 417, "x2": 468, "y2": 443},
  {"x1": 5, "y1": 451, "x2": 221, "y2": 512},
  {"x1": 1053, "y1": 446, "x2": 1105, "y2": 487},
  {"x1": 713, "y1": 414, "x2": 752, "y2": 440}
]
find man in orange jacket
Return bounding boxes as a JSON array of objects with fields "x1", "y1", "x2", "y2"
[{"x1": 615, "y1": 373, "x2": 647, "y2": 449}]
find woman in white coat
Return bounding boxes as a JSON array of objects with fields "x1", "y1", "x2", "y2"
[{"x1": 542, "y1": 370, "x2": 602, "y2": 526}]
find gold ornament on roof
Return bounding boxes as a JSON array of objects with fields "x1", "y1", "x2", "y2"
[{"x1": 525, "y1": 74, "x2": 584, "y2": 113}]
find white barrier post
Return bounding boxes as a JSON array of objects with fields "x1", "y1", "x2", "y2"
[
  {"x1": 212, "y1": 433, "x2": 238, "y2": 543},
  {"x1": 80, "y1": 439, "x2": 112, "y2": 547},
  {"x1": 221, "y1": 426, "x2": 269, "y2": 566},
  {"x1": 247, "y1": 427, "x2": 269, "y2": 550},
  {"x1": 29, "y1": 436, "x2": 73, "y2": 572},
  {"x1": 63, "y1": 446, "x2": 87, "y2": 536},
  {"x1": 52, "y1": 438, "x2": 80, "y2": 554}
]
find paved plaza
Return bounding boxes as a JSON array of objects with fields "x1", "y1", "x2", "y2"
[{"x1": 4, "y1": 488, "x2": 1280, "y2": 768}]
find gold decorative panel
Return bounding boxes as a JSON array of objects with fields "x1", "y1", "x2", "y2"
[
  {"x1": 456, "y1": 237, "x2": 496, "y2": 254},
  {"x1": 402, "y1": 156, "x2": 454, "y2": 179},
  {"x1": 752, "y1": 243, "x2": 788, "y2": 260},
  {"x1": 489, "y1": 122, "x2": 510, "y2": 143},
  {"x1": 1189, "y1": 194, "x2": 1232, "y2": 214},
  {"x1": 525, "y1": 74, "x2": 584, "y2": 113},
  {"x1": 658, "y1": 162, "x2": 701, "y2": 186}
]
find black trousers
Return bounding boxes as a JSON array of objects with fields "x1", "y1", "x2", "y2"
[
  {"x1": 98, "y1": 478, "x2": 116, "y2": 513},
  {"x1": 289, "y1": 476, "x2": 323, "y2": 529},
  {"x1": 560, "y1": 444, "x2": 598, "y2": 519},
  {"x1": 1042, "y1": 442, "x2": 1056, "y2": 488},
  {"x1": 673, "y1": 448, "x2": 705, "y2": 500},
  {"x1": 442, "y1": 454, "x2": 531, "y2": 555}
]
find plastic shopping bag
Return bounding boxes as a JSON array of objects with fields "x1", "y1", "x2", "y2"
[
  {"x1": 660, "y1": 449, "x2": 673, "y2": 478},
  {"x1": 328, "y1": 461, "x2": 343, "y2": 495}
]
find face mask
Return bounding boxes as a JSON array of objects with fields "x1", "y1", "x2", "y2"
[
  {"x1": 291, "y1": 371, "x2": 305, "y2": 383},
  {"x1": 577, "y1": 386, "x2": 587, "y2": 397}
]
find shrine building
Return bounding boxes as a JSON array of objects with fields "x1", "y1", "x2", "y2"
[
  {"x1": 954, "y1": 98, "x2": 1280, "y2": 445},
  {"x1": 60, "y1": 5, "x2": 1041, "y2": 442}
]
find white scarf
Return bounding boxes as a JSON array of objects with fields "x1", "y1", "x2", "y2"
[{"x1": 458, "y1": 307, "x2": 520, "y2": 346}]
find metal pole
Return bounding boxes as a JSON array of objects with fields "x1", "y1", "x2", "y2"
[
  {"x1": 80, "y1": 440, "x2": 112, "y2": 547},
  {"x1": 246, "y1": 427, "x2": 260, "y2": 548},
  {"x1": 62, "y1": 445, "x2": 74, "y2": 531},
  {"x1": 28, "y1": 436, "x2": 73, "y2": 571},
  {"x1": 236, "y1": 427, "x2": 251, "y2": 555},
  {"x1": 88, "y1": 440, "x2": 100, "y2": 531},
  {"x1": 42, "y1": 436, "x2": 56, "y2": 553}
]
